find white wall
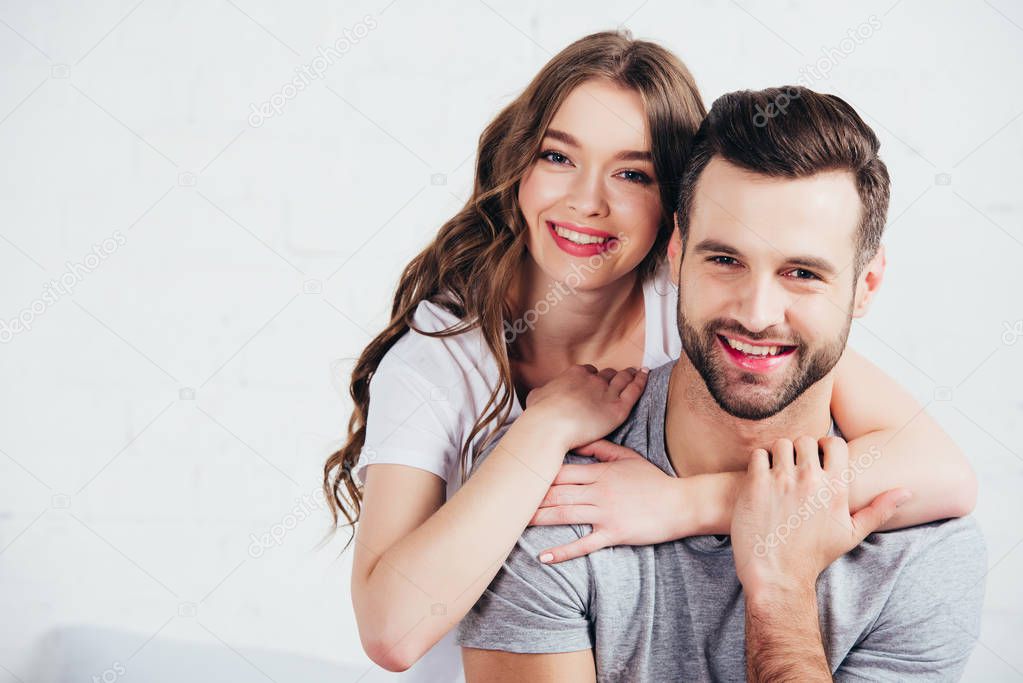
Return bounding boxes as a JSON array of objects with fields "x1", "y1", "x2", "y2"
[{"x1": 0, "y1": 0, "x2": 1020, "y2": 680}]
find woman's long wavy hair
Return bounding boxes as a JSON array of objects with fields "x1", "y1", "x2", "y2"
[{"x1": 322, "y1": 30, "x2": 706, "y2": 547}]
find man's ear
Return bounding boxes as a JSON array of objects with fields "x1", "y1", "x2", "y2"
[
  {"x1": 852, "y1": 245, "x2": 885, "y2": 318},
  {"x1": 668, "y1": 215, "x2": 683, "y2": 286}
]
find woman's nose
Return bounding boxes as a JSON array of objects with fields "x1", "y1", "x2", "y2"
[{"x1": 567, "y1": 171, "x2": 609, "y2": 217}]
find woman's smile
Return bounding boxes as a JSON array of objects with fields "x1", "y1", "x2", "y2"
[{"x1": 546, "y1": 220, "x2": 620, "y2": 257}]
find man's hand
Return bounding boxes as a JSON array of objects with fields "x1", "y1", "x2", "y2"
[
  {"x1": 730, "y1": 436, "x2": 912, "y2": 682},
  {"x1": 731, "y1": 436, "x2": 912, "y2": 598}
]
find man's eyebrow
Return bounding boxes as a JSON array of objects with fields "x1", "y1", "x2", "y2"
[
  {"x1": 785, "y1": 256, "x2": 838, "y2": 277},
  {"x1": 692, "y1": 239, "x2": 742, "y2": 257},
  {"x1": 543, "y1": 129, "x2": 653, "y2": 162},
  {"x1": 693, "y1": 239, "x2": 838, "y2": 276}
]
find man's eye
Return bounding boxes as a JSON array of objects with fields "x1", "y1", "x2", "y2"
[
  {"x1": 709, "y1": 256, "x2": 738, "y2": 266},
  {"x1": 539, "y1": 150, "x2": 570, "y2": 165},
  {"x1": 788, "y1": 268, "x2": 820, "y2": 281}
]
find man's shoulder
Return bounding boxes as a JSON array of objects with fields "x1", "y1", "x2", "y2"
[
  {"x1": 866, "y1": 514, "x2": 983, "y2": 559},
  {"x1": 825, "y1": 514, "x2": 986, "y2": 599}
]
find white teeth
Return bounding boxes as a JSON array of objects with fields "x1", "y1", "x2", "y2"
[
  {"x1": 553, "y1": 225, "x2": 609, "y2": 245},
  {"x1": 725, "y1": 337, "x2": 786, "y2": 357}
]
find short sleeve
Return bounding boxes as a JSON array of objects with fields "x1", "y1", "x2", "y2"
[
  {"x1": 457, "y1": 522, "x2": 594, "y2": 654},
  {"x1": 835, "y1": 517, "x2": 987, "y2": 681},
  {"x1": 352, "y1": 339, "x2": 460, "y2": 486}
]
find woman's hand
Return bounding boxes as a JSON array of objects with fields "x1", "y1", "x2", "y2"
[
  {"x1": 523, "y1": 365, "x2": 649, "y2": 450},
  {"x1": 526, "y1": 439, "x2": 682, "y2": 563}
]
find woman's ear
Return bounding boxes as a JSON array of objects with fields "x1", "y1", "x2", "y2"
[
  {"x1": 852, "y1": 245, "x2": 886, "y2": 318},
  {"x1": 668, "y1": 216, "x2": 683, "y2": 286}
]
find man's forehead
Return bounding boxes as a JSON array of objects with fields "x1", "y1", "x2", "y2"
[{"x1": 687, "y1": 157, "x2": 862, "y2": 265}]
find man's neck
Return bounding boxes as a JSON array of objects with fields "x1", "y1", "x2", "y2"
[{"x1": 664, "y1": 354, "x2": 835, "y2": 477}]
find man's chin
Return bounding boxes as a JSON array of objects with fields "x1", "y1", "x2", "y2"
[{"x1": 709, "y1": 384, "x2": 789, "y2": 421}]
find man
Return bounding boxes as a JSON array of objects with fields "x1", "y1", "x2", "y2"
[{"x1": 456, "y1": 87, "x2": 986, "y2": 681}]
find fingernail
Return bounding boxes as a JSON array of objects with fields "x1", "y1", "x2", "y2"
[
  {"x1": 539, "y1": 553, "x2": 554, "y2": 563},
  {"x1": 640, "y1": 367, "x2": 650, "y2": 374}
]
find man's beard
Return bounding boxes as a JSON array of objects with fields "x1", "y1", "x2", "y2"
[{"x1": 677, "y1": 307, "x2": 852, "y2": 421}]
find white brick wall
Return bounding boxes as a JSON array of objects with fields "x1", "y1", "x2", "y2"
[{"x1": 0, "y1": 1, "x2": 1020, "y2": 680}]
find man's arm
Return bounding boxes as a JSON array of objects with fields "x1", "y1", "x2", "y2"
[
  {"x1": 744, "y1": 585, "x2": 830, "y2": 681},
  {"x1": 462, "y1": 647, "x2": 595, "y2": 683},
  {"x1": 731, "y1": 436, "x2": 911, "y2": 682}
]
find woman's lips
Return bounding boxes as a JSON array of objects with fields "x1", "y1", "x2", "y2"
[
  {"x1": 717, "y1": 334, "x2": 797, "y2": 373},
  {"x1": 547, "y1": 221, "x2": 618, "y2": 257}
]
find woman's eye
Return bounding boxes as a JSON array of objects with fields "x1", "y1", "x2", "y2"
[
  {"x1": 539, "y1": 150, "x2": 570, "y2": 165},
  {"x1": 618, "y1": 170, "x2": 651, "y2": 184}
]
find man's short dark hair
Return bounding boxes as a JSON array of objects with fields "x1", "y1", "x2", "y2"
[{"x1": 675, "y1": 86, "x2": 890, "y2": 274}]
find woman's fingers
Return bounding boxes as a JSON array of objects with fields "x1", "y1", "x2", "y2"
[
  {"x1": 596, "y1": 367, "x2": 617, "y2": 383},
  {"x1": 537, "y1": 530, "x2": 612, "y2": 564},
  {"x1": 528, "y1": 504, "x2": 600, "y2": 527},
  {"x1": 617, "y1": 366, "x2": 649, "y2": 406},
  {"x1": 574, "y1": 439, "x2": 642, "y2": 462},
  {"x1": 607, "y1": 367, "x2": 637, "y2": 395}
]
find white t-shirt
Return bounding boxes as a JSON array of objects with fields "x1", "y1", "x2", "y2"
[{"x1": 351, "y1": 262, "x2": 681, "y2": 682}]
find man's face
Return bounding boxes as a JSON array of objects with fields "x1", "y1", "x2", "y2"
[{"x1": 674, "y1": 157, "x2": 874, "y2": 420}]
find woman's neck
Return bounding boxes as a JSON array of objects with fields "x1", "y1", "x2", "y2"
[{"x1": 508, "y1": 258, "x2": 646, "y2": 369}]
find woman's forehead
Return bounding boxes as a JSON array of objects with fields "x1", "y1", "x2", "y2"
[{"x1": 546, "y1": 79, "x2": 651, "y2": 153}]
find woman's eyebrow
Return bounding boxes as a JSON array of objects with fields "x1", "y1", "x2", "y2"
[{"x1": 544, "y1": 128, "x2": 652, "y2": 162}]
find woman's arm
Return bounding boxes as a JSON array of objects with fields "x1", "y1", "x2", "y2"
[
  {"x1": 352, "y1": 366, "x2": 647, "y2": 672},
  {"x1": 354, "y1": 410, "x2": 571, "y2": 672},
  {"x1": 687, "y1": 351, "x2": 976, "y2": 532},
  {"x1": 533, "y1": 350, "x2": 976, "y2": 563},
  {"x1": 828, "y1": 348, "x2": 976, "y2": 529}
]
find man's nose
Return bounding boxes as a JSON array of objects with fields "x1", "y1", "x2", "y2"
[
  {"x1": 734, "y1": 276, "x2": 787, "y2": 333},
  {"x1": 567, "y1": 170, "x2": 609, "y2": 217}
]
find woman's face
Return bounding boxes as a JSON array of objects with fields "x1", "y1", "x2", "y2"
[{"x1": 517, "y1": 78, "x2": 663, "y2": 292}]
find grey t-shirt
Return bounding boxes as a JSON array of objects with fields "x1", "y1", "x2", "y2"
[{"x1": 457, "y1": 360, "x2": 986, "y2": 681}]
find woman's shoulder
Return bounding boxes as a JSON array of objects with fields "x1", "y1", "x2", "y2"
[
  {"x1": 368, "y1": 297, "x2": 516, "y2": 465},
  {"x1": 375, "y1": 298, "x2": 504, "y2": 407},
  {"x1": 643, "y1": 261, "x2": 682, "y2": 363},
  {"x1": 381, "y1": 298, "x2": 490, "y2": 370}
]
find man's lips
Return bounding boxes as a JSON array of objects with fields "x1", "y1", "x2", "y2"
[{"x1": 716, "y1": 334, "x2": 797, "y2": 373}]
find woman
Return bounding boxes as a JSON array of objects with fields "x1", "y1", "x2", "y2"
[{"x1": 323, "y1": 31, "x2": 975, "y2": 680}]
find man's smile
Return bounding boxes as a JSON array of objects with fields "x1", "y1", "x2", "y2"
[{"x1": 716, "y1": 334, "x2": 797, "y2": 374}]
